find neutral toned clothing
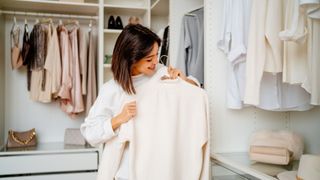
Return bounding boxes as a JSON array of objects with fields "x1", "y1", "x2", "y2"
[
  {"x1": 86, "y1": 28, "x2": 97, "y2": 114},
  {"x1": 280, "y1": 0, "x2": 308, "y2": 84},
  {"x1": 10, "y1": 21, "x2": 23, "y2": 69},
  {"x1": 218, "y1": 0, "x2": 251, "y2": 109},
  {"x1": 96, "y1": 67, "x2": 209, "y2": 180},
  {"x1": 217, "y1": 0, "x2": 251, "y2": 66},
  {"x1": 38, "y1": 23, "x2": 53, "y2": 103},
  {"x1": 69, "y1": 26, "x2": 84, "y2": 114},
  {"x1": 302, "y1": 18, "x2": 320, "y2": 105},
  {"x1": 29, "y1": 24, "x2": 50, "y2": 102},
  {"x1": 43, "y1": 24, "x2": 62, "y2": 99},
  {"x1": 245, "y1": 0, "x2": 283, "y2": 105},
  {"x1": 79, "y1": 28, "x2": 88, "y2": 95},
  {"x1": 81, "y1": 65, "x2": 201, "y2": 179},
  {"x1": 177, "y1": 8, "x2": 204, "y2": 85},
  {"x1": 57, "y1": 25, "x2": 73, "y2": 112}
]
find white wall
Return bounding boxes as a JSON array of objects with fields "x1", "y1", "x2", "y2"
[
  {"x1": 169, "y1": 0, "x2": 203, "y2": 67},
  {"x1": 205, "y1": 0, "x2": 320, "y2": 154},
  {"x1": 3, "y1": 16, "x2": 85, "y2": 143},
  {"x1": 151, "y1": 16, "x2": 168, "y2": 34},
  {"x1": 0, "y1": 15, "x2": 5, "y2": 147}
]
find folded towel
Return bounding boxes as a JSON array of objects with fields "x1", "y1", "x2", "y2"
[
  {"x1": 249, "y1": 146, "x2": 292, "y2": 165},
  {"x1": 250, "y1": 146, "x2": 293, "y2": 156},
  {"x1": 250, "y1": 152, "x2": 291, "y2": 165},
  {"x1": 250, "y1": 130, "x2": 304, "y2": 160}
]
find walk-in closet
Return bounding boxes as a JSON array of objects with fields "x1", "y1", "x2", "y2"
[{"x1": 1, "y1": 0, "x2": 319, "y2": 180}]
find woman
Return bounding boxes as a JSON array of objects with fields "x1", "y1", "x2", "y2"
[{"x1": 80, "y1": 24, "x2": 199, "y2": 180}]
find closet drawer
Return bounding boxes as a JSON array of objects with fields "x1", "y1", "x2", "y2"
[{"x1": 0, "y1": 152, "x2": 98, "y2": 176}]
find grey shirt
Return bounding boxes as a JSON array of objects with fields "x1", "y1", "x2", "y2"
[{"x1": 177, "y1": 8, "x2": 204, "y2": 85}]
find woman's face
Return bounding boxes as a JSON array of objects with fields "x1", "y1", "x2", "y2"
[{"x1": 131, "y1": 43, "x2": 159, "y2": 76}]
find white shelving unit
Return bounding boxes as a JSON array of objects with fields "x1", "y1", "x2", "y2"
[
  {"x1": 102, "y1": 0, "x2": 151, "y2": 82},
  {"x1": 205, "y1": 0, "x2": 320, "y2": 179},
  {"x1": 0, "y1": 0, "x2": 101, "y2": 179}
]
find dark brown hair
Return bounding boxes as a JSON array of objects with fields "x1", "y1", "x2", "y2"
[{"x1": 111, "y1": 24, "x2": 161, "y2": 94}]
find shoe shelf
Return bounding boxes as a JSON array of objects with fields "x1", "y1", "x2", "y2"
[{"x1": 103, "y1": 29, "x2": 122, "y2": 34}]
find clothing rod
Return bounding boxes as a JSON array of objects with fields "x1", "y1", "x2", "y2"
[{"x1": 0, "y1": 10, "x2": 98, "y2": 20}]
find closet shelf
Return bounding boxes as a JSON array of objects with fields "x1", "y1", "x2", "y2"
[
  {"x1": 0, "y1": 142, "x2": 98, "y2": 156},
  {"x1": 104, "y1": 29, "x2": 122, "y2": 34},
  {"x1": 104, "y1": 4, "x2": 147, "y2": 16},
  {"x1": 151, "y1": 0, "x2": 168, "y2": 16},
  {"x1": 213, "y1": 152, "x2": 297, "y2": 180},
  {"x1": 0, "y1": 0, "x2": 99, "y2": 16}
]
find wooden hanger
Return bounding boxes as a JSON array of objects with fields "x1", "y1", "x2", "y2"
[
  {"x1": 64, "y1": 19, "x2": 79, "y2": 26},
  {"x1": 39, "y1": 18, "x2": 52, "y2": 24},
  {"x1": 89, "y1": 19, "x2": 92, "y2": 32}
]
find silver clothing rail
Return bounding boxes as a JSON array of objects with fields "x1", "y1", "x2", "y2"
[{"x1": 0, "y1": 10, "x2": 98, "y2": 20}]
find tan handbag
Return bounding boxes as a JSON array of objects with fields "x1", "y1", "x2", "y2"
[{"x1": 6, "y1": 128, "x2": 37, "y2": 148}]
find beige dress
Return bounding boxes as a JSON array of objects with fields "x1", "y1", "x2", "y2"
[
  {"x1": 86, "y1": 28, "x2": 97, "y2": 114},
  {"x1": 69, "y1": 26, "x2": 84, "y2": 114},
  {"x1": 43, "y1": 24, "x2": 62, "y2": 99},
  {"x1": 79, "y1": 28, "x2": 88, "y2": 95},
  {"x1": 58, "y1": 25, "x2": 73, "y2": 112}
]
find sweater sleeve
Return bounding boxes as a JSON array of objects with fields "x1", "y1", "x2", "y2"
[{"x1": 80, "y1": 81, "x2": 119, "y2": 147}]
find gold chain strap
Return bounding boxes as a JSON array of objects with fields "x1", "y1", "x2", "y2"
[{"x1": 9, "y1": 130, "x2": 36, "y2": 145}]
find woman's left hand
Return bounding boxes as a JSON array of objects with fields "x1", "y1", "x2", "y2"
[{"x1": 167, "y1": 66, "x2": 187, "y2": 80}]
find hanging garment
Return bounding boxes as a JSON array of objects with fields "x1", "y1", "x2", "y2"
[
  {"x1": 38, "y1": 23, "x2": 53, "y2": 103},
  {"x1": 279, "y1": 0, "x2": 308, "y2": 85},
  {"x1": 30, "y1": 24, "x2": 47, "y2": 71},
  {"x1": 302, "y1": 18, "x2": 320, "y2": 105},
  {"x1": 244, "y1": 0, "x2": 284, "y2": 105},
  {"x1": 22, "y1": 23, "x2": 30, "y2": 65},
  {"x1": 29, "y1": 24, "x2": 49, "y2": 101},
  {"x1": 97, "y1": 67, "x2": 210, "y2": 180},
  {"x1": 68, "y1": 25, "x2": 84, "y2": 114},
  {"x1": 217, "y1": 0, "x2": 251, "y2": 109},
  {"x1": 177, "y1": 8, "x2": 204, "y2": 85},
  {"x1": 218, "y1": 0, "x2": 312, "y2": 110},
  {"x1": 217, "y1": 0, "x2": 250, "y2": 66},
  {"x1": 10, "y1": 21, "x2": 23, "y2": 69},
  {"x1": 42, "y1": 23, "x2": 62, "y2": 100},
  {"x1": 79, "y1": 28, "x2": 88, "y2": 95},
  {"x1": 159, "y1": 26, "x2": 169, "y2": 65},
  {"x1": 57, "y1": 25, "x2": 73, "y2": 112},
  {"x1": 86, "y1": 27, "x2": 97, "y2": 115}
]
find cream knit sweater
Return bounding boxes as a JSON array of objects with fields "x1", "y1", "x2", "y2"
[{"x1": 97, "y1": 67, "x2": 210, "y2": 180}]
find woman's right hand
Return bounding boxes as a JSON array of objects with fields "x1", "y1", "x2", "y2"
[
  {"x1": 111, "y1": 101, "x2": 137, "y2": 131},
  {"x1": 119, "y1": 101, "x2": 137, "y2": 123}
]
